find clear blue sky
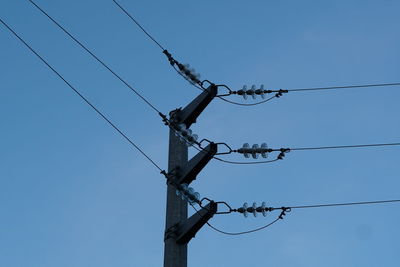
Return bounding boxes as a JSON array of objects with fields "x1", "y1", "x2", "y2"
[{"x1": 1, "y1": 0, "x2": 400, "y2": 266}]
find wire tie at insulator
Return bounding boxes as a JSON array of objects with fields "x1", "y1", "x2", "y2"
[
  {"x1": 277, "y1": 148, "x2": 291, "y2": 160},
  {"x1": 162, "y1": 50, "x2": 176, "y2": 66},
  {"x1": 160, "y1": 170, "x2": 168, "y2": 178},
  {"x1": 158, "y1": 112, "x2": 169, "y2": 125},
  {"x1": 275, "y1": 89, "x2": 288, "y2": 98},
  {"x1": 279, "y1": 210, "x2": 286, "y2": 219}
]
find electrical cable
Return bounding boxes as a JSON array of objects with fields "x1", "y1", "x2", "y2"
[
  {"x1": 27, "y1": 0, "x2": 244, "y2": 156},
  {"x1": 111, "y1": 0, "x2": 400, "y2": 106},
  {"x1": 205, "y1": 217, "x2": 280, "y2": 236},
  {"x1": 218, "y1": 95, "x2": 277, "y2": 106},
  {"x1": 111, "y1": 0, "x2": 165, "y2": 51},
  {"x1": 0, "y1": 17, "x2": 164, "y2": 172},
  {"x1": 290, "y1": 142, "x2": 400, "y2": 151},
  {"x1": 9, "y1": 2, "x2": 264, "y2": 167},
  {"x1": 228, "y1": 142, "x2": 400, "y2": 164},
  {"x1": 287, "y1": 199, "x2": 400, "y2": 210},
  {"x1": 28, "y1": 0, "x2": 163, "y2": 115},
  {"x1": 111, "y1": 0, "x2": 282, "y2": 107},
  {"x1": 213, "y1": 157, "x2": 279, "y2": 165},
  {"x1": 28, "y1": 1, "x2": 400, "y2": 166},
  {"x1": 287, "y1": 82, "x2": 400, "y2": 92}
]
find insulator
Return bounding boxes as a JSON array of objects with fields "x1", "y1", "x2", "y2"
[
  {"x1": 261, "y1": 201, "x2": 267, "y2": 217},
  {"x1": 175, "y1": 189, "x2": 181, "y2": 197},
  {"x1": 252, "y1": 202, "x2": 257, "y2": 217},
  {"x1": 243, "y1": 143, "x2": 250, "y2": 158},
  {"x1": 242, "y1": 202, "x2": 248, "y2": 218},
  {"x1": 186, "y1": 134, "x2": 198, "y2": 147},
  {"x1": 261, "y1": 143, "x2": 268, "y2": 158},
  {"x1": 179, "y1": 184, "x2": 189, "y2": 201},
  {"x1": 250, "y1": 85, "x2": 256, "y2": 99},
  {"x1": 193, "y1": 191, "x2": 200, "y2": 202},
  {"x1": 242, "y1": 85, "x2": 248, "y2": 100},
  {"x1": 187, "y1": 187, "x2": 196, "y2": 203},
  {"x1": 180, "y1": 183, "x2": 188, "y2": 193},
  {"x1": 251, "y1": 144, "x2": 259, "y2": 159},
  {"x1": 246, "y1": 86, "x2": 256, "y2": 99},
  {"x1": 177, "y1": 123, "x2": 186, "y2": 132},
  {"x1": 260, "y1": 84, "x2": 266, "y2": 99}
]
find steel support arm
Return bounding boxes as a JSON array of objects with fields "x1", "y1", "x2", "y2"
[
  {"x1": 175, "y1": 143, "x2": 218, "y2": 185},
  {"x1": 175, "y1": 201, "x2": 218, "y2": 244},
  {"x1": 172, "y1": 85, "x2": 218, "y2": 128}
]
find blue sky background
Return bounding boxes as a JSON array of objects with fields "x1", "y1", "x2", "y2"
[{"x1": 1, "y1": 0, "x2": 400, "y2": 266}]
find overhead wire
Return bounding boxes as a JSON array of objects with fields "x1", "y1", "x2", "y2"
[
  {"x1": 111, "y1": 0, "x2": 400, "y2": 106},
  {"x1": 111, "y1": 0, "x2": 286, "y2": 107},
  {"x1": 111, "y1": 0, "x2": 165, "y2": 51},
  {"x1": 206, "y1": 199, "x2": 400, "y2": 236},
  {"x1": 287, "y1": 199, "x2": 400, "y2": 210},
  {"x1": 287, "y1": 82, "x2": 400, "y2": 92},
  {"x1": 25, "y1": 0, "x2": 274, "y2": 167},
  {"x1": 28, "y1": 0, "x2": 163, "y2": 115},
  {"x1": 25, "y1": 1, "x2": 400, "y2": 166},
  {"x1": 0, "y1": 17, "x2": 164, "y2": 173},
  {"x1": 206, "y1": 217, "x2": 281, "y2": 236},
  {"x1": 290, "y1": 142, "x2": 400, "y2": 151}
]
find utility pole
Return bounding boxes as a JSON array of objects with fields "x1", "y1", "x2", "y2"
[
  {"x1": 164, "y1": 128, "x2": 188, "y2": 267},
  {"x1": 163, "y1": 85, "x2": 219, "y2": 267}
]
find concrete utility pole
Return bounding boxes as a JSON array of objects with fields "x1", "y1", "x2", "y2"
[
  {"x1": 163, "y1": 85, "x2": 219, "y2": 267},
  {"x1": 164, "y1": 129, "x2": 188, "y2": 267}
]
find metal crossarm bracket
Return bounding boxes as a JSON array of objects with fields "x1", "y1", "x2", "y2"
[
  {"x1": 175, "y1": 201, "x2": 218, "y2": 244},
  {"x1": 171, "y1": 85, "x2": 218, "y2": 128},
  {"x1": 175, "y1": 143, "x2": 218, "y2": 185}
]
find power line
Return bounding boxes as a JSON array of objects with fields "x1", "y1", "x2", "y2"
[
  {"x1": 287, "y1": 82, "x2": 400, "y2": 92},
  {"x1": 233, "y1": 199, "x2": 400, "y2": 215},
  {"x1": 213, "y1": 199, "x2": 400, "y2": 235},
  {"x1": 287, "y1": 199, "x2": 400, "y2": 210},
  {"x1": 111, "y1": 0, "x2": 280, "y2": 107},
  {"x1": 206, "y1": 217, "x2": 281, "y2": 236},
  {"x1": 28, "y1": 0, "x2": 163, "y2": 116},
  {"x1": 111, "y1": 0, "x2": 165, "y2": 51},
  {"x1": 213, "y1": 157, "x2": 279, "y2": 165},
  {"x1": 21, "y1": 0, "x2": 268, "y2": 168},
  {"x1": 290, "y1": 142, "x2": 400, "y2": 151},
  {"x1": 110, "y1": 0, "x2": 400, "y2": 106},
  {"x1": 27, "y1": 0, "x2": 219, "y2": 162},
  {"x1": 231, "y1": 142, "x2": 400, "y2": 163},
  {"x1": 0, "y1": 17, "x2": 164, "y2": 173}
]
